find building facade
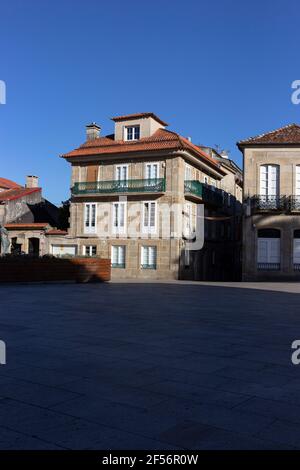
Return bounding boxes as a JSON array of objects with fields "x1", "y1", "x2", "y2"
[
  {"x1": 238, "y1": 123, "x2": 300, "y2": 280},
  {"x1": 0, "y1": 175, "x2": 60, "y2": 255},
  {"x1": 58, "y1": 112, "x2": 242, "y2": 280}
]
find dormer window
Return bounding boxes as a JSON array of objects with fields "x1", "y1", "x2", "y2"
[{"x1": 125, "y1": 125, "x2": 140, "y2": 141}]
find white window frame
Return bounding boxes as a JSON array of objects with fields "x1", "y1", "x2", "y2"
[
  {"x1": 185, "y1": 164, "x2": 192, "y2": 181},
  {"x1": 296, "y1": 166, "x2": 300, "y2": 196},
  {"x1": 112, "y1": 201, "x2": 127, "y2": 235},
  {"x1": 260, "y1": 164, "x2": 279, "y2": 197},
  {"x1": 257, "y1": 238, "x2": 280, "y2": 265},
  {"x1": 145, "y1": 162, "x2": 160, "y2": 180},
  {"x1": 115, "y1": 164, "x2": 129, "y2": 181},
  {"x1": 124, "y1": 125, "x2": 140, "y2": 141},
  {"x1": 84, "y1": 203, "x2": 97, "y2": 234},
  {"x1": 83, "y1": 245, "x2": 97, "y2": 256},
  {"x1": 141, "y1": 246, "x2": 157, "y2": 269},
  {"x1": 142, "y1": 201, "x2": 157, "y2": 234},
  {"x1": 111, "y1": 245, "x2": 126, "y2": 268}
]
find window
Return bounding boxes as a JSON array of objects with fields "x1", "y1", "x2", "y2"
[
  {"x1": 142, "y1": 201, "x2": 157, "y2": 234},
  {"x1": 293, "y1": 230, "x2": 300, "y2": 270},
  {"x1": 183, "y1": 203, "x2": 194, "y2": 239},
  {"x1": 145, "y1": 163, "x2": 159, "y2": 180},
  {"x1": 141, "y1": 246, "x2": 157, "y2": 269},
  {"x1": 115, "y1": 165, "x2": 128, "y2": 181},
  {"x1": 83, "y1": 245, "x2": 97, "y2": 256},
  {"x1": 185, "y1": 165, "x2": 192, "y2": 181},
  {"x1": 111, "y1": 245, "x2": 126, "y2": 268},
  {"x1": 296, "y1": 166, "x2": 300, "y2": 196},
  {"x1": 112, "y1": 202, "x2": 126, "y2": 234},
  {"x1": 84, "y1": 203, "x2": 96, "y2": 234},
  {"x1": 257, "y1": 229, "x2": 280, "y2": 271},
  {"x1": 260, "y1": 165, "x2": 279, "y2": 197},
  {"x1": 125, "y1": 126, "x2": 140, "y2": 141}
]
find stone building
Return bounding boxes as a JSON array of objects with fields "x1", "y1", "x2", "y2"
[
  {"x1": 58, "y1": 112, "x2": 242, "y2": 280},
  {"x1": 0, "y1": 175, "x2": 60, "y2": 255},
  {"x1": 238, "y1": 123, "x2": 300, "y2": 280}
]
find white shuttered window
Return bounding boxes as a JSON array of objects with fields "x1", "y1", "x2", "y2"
[
  {"x1": 260, "y1": 165, "x2": 279, "y2": 196},
  {"x1": 141, "y1": 246, "x2": 157, "y2": 269}
]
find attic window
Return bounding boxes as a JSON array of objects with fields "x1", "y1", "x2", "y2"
[{"x1": 125, "y1": 125, "x2": 140, "y2": 141}]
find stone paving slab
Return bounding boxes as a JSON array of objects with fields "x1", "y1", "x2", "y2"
[{"x1": 0, "y1": 281, "x2": 300, "y2": 449}]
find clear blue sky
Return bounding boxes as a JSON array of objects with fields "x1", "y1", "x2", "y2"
[{"x1": 1, "y1": 0, "x2": 300, "y2": 203}]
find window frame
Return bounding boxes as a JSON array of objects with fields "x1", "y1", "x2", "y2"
[
  {"x1": 112, "y1": 201, "x2": 127, "y2": 235},
  {"x1": 145, "y1": 162, "x2": 160, "y2": 180},
  {"x1": 124, "y1": 125, "x2": 140, "y2": 141},
  {"x1": 141, "y1": 245, "x2": 157, "y2": 270},
  {"x1": 84, "y1": 203, "x2": 97, "y2": 234},
  {"x1": 142, "y1": 201, "x2": 157, "y2": 234},
  {"x1": 83, "y1": 245, "x2": 97, "y2": 257},
  {"x1": 111, "y1": 245, "x2": 126, "y2": 268}
]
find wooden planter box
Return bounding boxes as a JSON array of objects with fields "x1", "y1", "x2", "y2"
[{"x1": 0, "y1": 257, "x2": 111, "y2": 283}]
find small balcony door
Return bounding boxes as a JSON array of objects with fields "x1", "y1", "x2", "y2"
[
  {"x1": 145, "y1": 163, "x2": 159, "y2": 180},
  {"x1": 115, "y1": 165, "x2": 128, "y2": 189},
  {"x1": 260, "y1": 165, "x2": 279, "y2": 209}
]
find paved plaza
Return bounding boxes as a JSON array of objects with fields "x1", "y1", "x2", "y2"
[{"x1": 0, "y1": 281, "x2": 300, "y2": 449}]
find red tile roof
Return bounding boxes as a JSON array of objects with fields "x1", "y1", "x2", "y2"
[
  {"x1": 237, "y1": 123, "x2": 300, "y2": 148},
  {"x1": 111, "y1": 112, "x2": 168, "y2": 126},
  {"x1": 62, "y1": 128, "x2": 224, "y2": 174},
  {"x1": 5, "y1": 223, "x2": 49, "y2": 230},
  {"x1": 46, "y1": 229, "x2": 68, "y2": 235},
  {"x1": 0, "y1": 177, "x2": 22, "y2": 190},
  {"x1": 0, "y1": 187, "x2": 41, "y2": 202}
]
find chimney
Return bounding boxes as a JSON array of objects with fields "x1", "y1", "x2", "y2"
[
  {"x1": 26, "y1": 175, "x2": 39, "y2": 188},
  {"x1": 86, "y1": 122, "x2": 101, "y2": 141}
]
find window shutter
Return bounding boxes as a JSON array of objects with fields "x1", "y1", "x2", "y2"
[
  {"x1": 150, "y1": 203, "x2": 156, "y2": 227},
  {"x1": 87, "y1": 165, "x2": 98, "y2": 182},
  {"x1": 269, "y1": 239, "x2": 280, "y2": 263},
  {"x1": 268, "y1": 165, "x2": 278, "y2": 196},
  {"x1": 293, "y1": 239, "x2": 300, "y2": 263},
  {"x1": 260, "y1": 166, "x2": 267, "y2": 196},
  {"x1": 296, "y1": 166, "x2": 300, "y2": 195},
  {"x1": 257, "y1": 239, "x2": 268, "y2": 263}
]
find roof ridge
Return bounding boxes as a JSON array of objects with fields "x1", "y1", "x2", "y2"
[{"x1": 238, "y1": 123, "x2": 300, "y2": 144}]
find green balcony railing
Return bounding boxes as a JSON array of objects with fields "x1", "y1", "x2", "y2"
[
  {"x1": 72, "y1": 178, "x2": 166, "y2": 195},
  {"x1": 184, "y1": 180, "x2": 223, "y2": 207}
]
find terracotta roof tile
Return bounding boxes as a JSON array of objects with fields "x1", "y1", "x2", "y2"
[
  {"x1": 46, "y1": 229, "x2": 68, "y2": 235},
  {"x1": 111, "y1": 112, "x2": 168, "y2": 126},
  {"x1": 0, "y1": 177, "x2": 22, "y2": 190},
  {"x1": 0, "y1": 187, "x2": 41, "y2": 202},
  {"x1": 5, "y1": 223, "x2": 49, "y2": 230},
  {"x1": 237, "y1": 123, "x2": 300, "y2": 147},
  {"x1": 62, "y1": 129, "x2": 224, "y2": 173}
]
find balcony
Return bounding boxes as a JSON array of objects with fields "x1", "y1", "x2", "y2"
[
  {"x1": 72, "y1": 178, "x2": 166, "y2": 196},
  {"x1": 257, "y1": 262, "x2": 280, "y2": 271},
  {"x1": 184, "y1": 180, "x2": 223, "y2": 207},
  {"x1": 251, "y1": 195, "x2": 286, "y2": 212},
  {"x1": 288, "y1": 196, "x2": 300, "y2": 212}
]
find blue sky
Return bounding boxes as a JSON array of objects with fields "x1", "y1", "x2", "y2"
[{"x1": 1, "y1": 0, "x2": 300, "y2": 203}]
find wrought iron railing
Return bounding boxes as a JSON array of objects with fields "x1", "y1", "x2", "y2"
[
  {"x1": 251, "y1": 195, "x2": 286, "y2": 211},
  {"x1": 184, "y1": 180, "x2": 223, "y2": 207},
  {"x1": 72, "y1": 178, "x2": 166, "y2": 195},
  {"x1": 257, "y1": 262, "x2": 280, "y2": 271},
  {"x1": 288, "y1": 196, "x2": 300, "y2": 212},
  {"x1": 294, "y1": 263, "x2": 300, "y2": 271}
]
